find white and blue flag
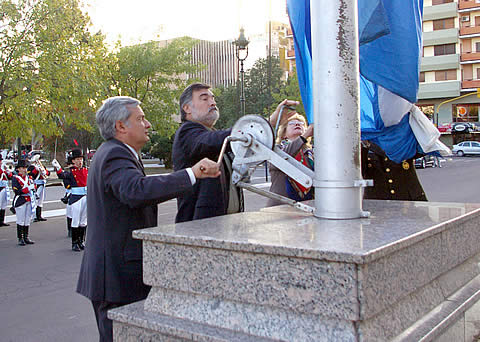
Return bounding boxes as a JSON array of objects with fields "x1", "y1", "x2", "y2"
[{"x1": 287, "y1": 0, "x2": 449, "y2": 163}]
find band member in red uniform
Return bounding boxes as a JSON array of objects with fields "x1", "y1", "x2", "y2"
[
  {"x1": 0, "y1": 155, "x2": 13, "y2": 226},
  {"x1": 28, "y1": 155, "x2": 50, "y2": 222},
  {"x1": 52, "y1": 149, "x2": 88, "y2": 252},
  {"x1": 12, "y1": 159, "x2": 36, "y2": 246}
]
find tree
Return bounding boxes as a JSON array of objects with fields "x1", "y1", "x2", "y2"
[
  {"x1": 244, "y1": 56, "x2": 284, "y2": 117},
  {"x1": 269, "y1": 69, "x2": 305, "y2": 117},
  {"x1": 109, "y1": 37, "x2": 201, "y2": 138},
  {"x1": 0, "y1": 0, "x2": 111, "y2": 142},
  {"x1": 149, "y1": 134, "x2": 174, "y2": 169},
  {"x1": 212, "y1": 85, "x2": 241, "y2": 129}
]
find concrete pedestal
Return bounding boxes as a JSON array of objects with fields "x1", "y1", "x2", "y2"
[{"x1": 109, "y1": 200, "x2": 480, "y2": 341}]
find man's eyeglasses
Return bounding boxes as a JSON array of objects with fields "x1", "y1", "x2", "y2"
[{"x1": 288, "y1": 120, "x2": 305, "y2": 126}]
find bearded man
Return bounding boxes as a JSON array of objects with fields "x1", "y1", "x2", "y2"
[{"x1": 172, "y1": 83, "x2": 241, "y2": 223}]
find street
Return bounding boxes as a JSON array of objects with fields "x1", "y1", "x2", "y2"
[{"x1": 0, "y1": 156, "x2": 479, "y2": 342}]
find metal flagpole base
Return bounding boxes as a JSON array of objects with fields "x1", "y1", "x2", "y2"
[{"x1": 314, "y1": 179, "x2": 372, "y2": 219}]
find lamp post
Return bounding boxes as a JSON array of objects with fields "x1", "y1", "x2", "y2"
[{"x1": 233, "y1": 27, "x2": 249, "y2": 116}]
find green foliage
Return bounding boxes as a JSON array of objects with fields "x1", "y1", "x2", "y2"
[
  {"x1": 269, "y1": 69, "x2": 305, "y2": 117},
  {"x1": 0, "y1": 1, "x2": 199, "y2": 151},
  {"x1": 1, "y1": 0, "x2": 303, "y2": 154},
  {"x1": 244, "y1": 56, "x2": 284, "y2": 117},
  {"x1": 0, "y1": 0, "x2": 110, "y2": 141},
  {"x1": 149, "y1": 133, "x2": 174, "y2": 169},
  {"x1": 110, "y1": 37, "x2": 200, "y2": 138},
  {"x1": 212, "y1": 85, "x2": 241, "y2": 129},
  {"x1": 214, "y1": 57, "x2": 304, "y2": 129}
]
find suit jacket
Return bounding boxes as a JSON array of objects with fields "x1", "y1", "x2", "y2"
[
  {"x1": 172, "y1": 121, "x2": 232, "y2": 223},
  {"x1": 76, "y1": 138, "x2": 192, "y2": 303},
  {"x1": 361, "y1": 143, "x2": 427, "y2": 201}
]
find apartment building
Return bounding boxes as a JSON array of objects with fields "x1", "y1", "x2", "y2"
[
  {"x1": 419, "y1": 0, "x2": 480, "y2": 136},
  {"x1": 188, "y1": 39, "x2": 239, "y2": 88}
]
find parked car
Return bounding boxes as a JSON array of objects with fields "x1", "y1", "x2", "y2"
[
  {"x1": 452, "y1": 141, "x2": 480, "y2": 156},
  {"x1": 414, "y1": 155, "x2": 437, "y2": 169},
  {"x1": 451, "y1": 122, "x2": 476, "y2": 133}
]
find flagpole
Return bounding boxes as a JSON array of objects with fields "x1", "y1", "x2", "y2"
[{"x1": 311, "y1": 0, "x2": 367, "y2": 219}]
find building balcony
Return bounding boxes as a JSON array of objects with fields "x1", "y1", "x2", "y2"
[
  {"x1": 424, "y1": 2, "x2": 458, "y2": 20},
  {"x1": 461, "y1": 51, "x2": 480, "y2": 62},
  {"x1": 462, "y1": 79, "x2": 480, "y2": 88},
  {"x1": 286, "y1": 28, "x2": 293, "y2": 37},
  {"x1": 460, "y1": 25, "x2": 480, "y2": 36},
  {"x1": 423, "y1": 28, "x2": 458, "y2": 46},
  {"x1": 418, "y1": 81, "x2": 461, "y2": 100},
  {"x1": 459, "y1": 0, "x2": 480, "y2": 10},
  {"x1": 421, "y1": 54, "x2": 460, "y2": 72}
]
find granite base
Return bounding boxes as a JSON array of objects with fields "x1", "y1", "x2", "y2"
[{"x1": 109, "y1": 200, "x2": 480, "y2": 341}]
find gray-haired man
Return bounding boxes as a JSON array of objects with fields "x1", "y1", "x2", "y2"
[{"x1": 76, "y1": 96, "x2": 220, "y2": 342}]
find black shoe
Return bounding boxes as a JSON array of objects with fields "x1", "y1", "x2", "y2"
[
  {"x1": 72, "y1": 243, "x2": 81, "y2": 252},
  {"x1": 0, "y1": 210, "x2": 9, "y2": 226},
  {"x1": 78, "y1": 241, "x2": 85, "y2": 250},
  {"x1": 17, "y1": 224, "x2": 25, "y2": 246},
  {"x1": 35, "y1": 207, "x2": 47, "y2": 222},
  {"x1": 23, "y1": 226, "x2": 34, "y2": 244}
]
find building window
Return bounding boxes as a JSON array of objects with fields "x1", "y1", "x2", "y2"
[
  {"x1": 432, "y1": 0, "x2": 453, "y2": 4},
  {"x1": 453, "y1": 104, "x2": 479, "y2": 122},
  {"x1": 434, "y1": 44, "x2": 456, "y2": 56},
  {"x1": 435, "y1": 69, "x2": 457, "y2": 81},
  {"x1": 419, "y1": 72, "x2": 425, "y2": 82},
  {"x1": 433, "y1": 18, "x2": 455, "y2": 30},
  {"x1": 417, "y1": 105, "x2": 434, "y2": 121}
]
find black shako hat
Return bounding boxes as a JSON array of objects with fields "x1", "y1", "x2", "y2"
[
  {"x1": 16, "y1": 159, "x2": 28, "y2": 169},
  {"x1": 71, "y1": 149, "x2": 84, "y2": 159}
]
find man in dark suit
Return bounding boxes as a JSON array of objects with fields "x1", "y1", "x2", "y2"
[
  {"x1": 76, "y1": 96, "x2": 220, "y2": 342},
  {"x1": 172, "y1": 83, "x2": 240, "y2": 223},
  {"x1": 172, "y1": 83, "x2": 299, "y2": 223}
]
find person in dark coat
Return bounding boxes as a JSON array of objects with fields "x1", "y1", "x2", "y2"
[
  {"x1": 76, "y1": 96, "x2": 220, "y2": 342},
  {"x1": 361, "y1": 141, "x2": 427, "y2": 201},
  {"x1": 172, "y1": 83, "x2": 237, "y2": 223},
  {"x1": 172, "y1": 83, "x2": 297, "y2": 223}
]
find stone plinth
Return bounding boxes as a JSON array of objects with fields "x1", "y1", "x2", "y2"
[{"x1": 109, "y1": 200, "x2": 480, "y2": 341}]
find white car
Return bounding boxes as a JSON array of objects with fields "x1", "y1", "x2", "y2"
[{"x1": 452, "y1": 141, "x2": 480, "y2": 156}]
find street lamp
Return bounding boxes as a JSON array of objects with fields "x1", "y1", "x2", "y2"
[{"x1": 233, "y1": 27, "x2": 249, "y2": 116}]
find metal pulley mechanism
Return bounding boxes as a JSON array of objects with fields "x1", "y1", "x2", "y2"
[{"x1": 217, "y1": 114, "x2": 315, "y2": 214}]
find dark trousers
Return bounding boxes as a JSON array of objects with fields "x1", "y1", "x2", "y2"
[{"x1": 92, "y1": 301, "x2": 123, "y2": 342}]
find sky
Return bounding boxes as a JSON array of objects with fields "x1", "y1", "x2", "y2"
[{"x1": 83, "y1": 0, "x2": 289, "y2": 46}]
